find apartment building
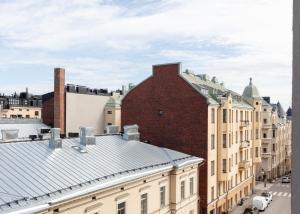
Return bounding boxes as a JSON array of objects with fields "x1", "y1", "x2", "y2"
[
  {"x1": 121, "y1": 63, "x2": 262, "y2": 214},
  {"x1": 258, "y1": 97, "x2": 292, "y2": 180},
  {"x1": 42, "y1": 68, "x2": 124, "y2": 136},
  {"x1": 0, "y1": 126, "x2": 203, "y2": 214},
  {"x1": 0, "y1": 88, "x2": 42, "y2": 119}
]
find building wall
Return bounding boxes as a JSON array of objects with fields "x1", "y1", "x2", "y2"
[
  {"x1": 65, "y1": 92, "x2": 110, "y2": 135},
  {"x1": 122, "y1": 63, "x2": 208, "y2": 213},
  {"x1": 41, "y1": 163, "x2": 199, "y2": 214},
  {"x1": 105, "y1": 106, "x2": 121, "y2": 129},
  {"x1": 42, "y1": 96, "x2": 54, "y2": 127},
  {"x1": 0, "y1": 106, "x2": 42, "y2": 119}
]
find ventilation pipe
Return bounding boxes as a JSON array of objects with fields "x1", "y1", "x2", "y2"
[
  {"x1": 123, "y1": 124, "x2": 140, "y2": 141},
  {"x1": 49, "y1": 128, "x2": 62, "y2": 149}
]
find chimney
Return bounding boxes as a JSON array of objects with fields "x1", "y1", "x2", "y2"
[
  {"x1": 49, "y1": 128, "x2": 62, "y2": 149},
  {"x1": 122, "y1": 85, "x2": 126, "y2": 95},
  {"x1": 123, "y1": 124, "x2": 140, "y2": 141},
  {"x1": 80, "y1": 127, "x2": 96, "y2": 146},
  {"x1": 106, "y1": 125, "x2": 120, "y2": 134},
  {"x1": 54, "y1": 68, "x2": 66, "y2": 134}
]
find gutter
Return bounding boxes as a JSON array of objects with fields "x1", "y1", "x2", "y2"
[{"x1": 6, "y1": 158, "x2": 204, "y2": 214}]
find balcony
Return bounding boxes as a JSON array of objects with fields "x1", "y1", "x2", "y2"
[
  {"x1": 240, "y1": 120, "x2": 250, "y2": 129},
  {"x1": 240, "y1": 141, "x2": 250, "y2": 150},
  {"x1": 262, "y1": 124, "x2": 272, "y2": 129},
  {"x1": 261, "y1": 152, "x2": 272, "y2": 158},
  {"x1": 239, "y1": 160, "x2": 250, "y2": 171}
]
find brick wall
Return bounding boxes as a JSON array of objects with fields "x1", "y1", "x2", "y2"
[
  {"x1": 42, "y1": 94, "x2": 54, "y2": 127},
  {"x1": 122, "y1": 63, "x2": 209, "y2": 214},
  {"x1": 54, "y1": 68, "x2": 66, "y2": 134}
]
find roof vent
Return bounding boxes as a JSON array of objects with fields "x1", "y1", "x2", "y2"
[
  {"x1": 106, "y1": 125, "x2": 120, "y2": 134},
  {"x1": 80, "y1": 127, "x2": 95, "y2": 146},
  {"x1": 123, "y1": 124, "x2": 140, "y2": 141},
  {"x1": 1, "y1": 129, "x2": 19, "y2": 141},
  {"x1": 49, "y1": 128, "x2": 62, "y2": 149}
]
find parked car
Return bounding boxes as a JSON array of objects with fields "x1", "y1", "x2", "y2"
[
  {"x1": 243, "y1": 206, "x2": 259, "y2": 214},
  {"x1": 261, "y1": 191, "x2": 273, "y2": 204},
  {"x1": 282, "y1": 176, "x2": 291, "y2": 183},
  {"x1": 253, "y1": 196, "x2": 268, "y2": 211}
]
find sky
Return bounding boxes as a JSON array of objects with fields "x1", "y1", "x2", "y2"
[{"x1": 0, "y1": 0, "x2": 292, "y2": 109}]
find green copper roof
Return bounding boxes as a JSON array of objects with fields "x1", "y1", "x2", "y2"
[{"x1": 242, "y1": 78, "x2": 260, "y2": 99}]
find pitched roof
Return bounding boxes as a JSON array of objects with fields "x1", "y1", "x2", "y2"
[
  {"x1": 0, "y1": 135, "x2": 203, "y2": 213},
  {"x1": 181, "y1": 71, "x2": 252, "y2": 109}
]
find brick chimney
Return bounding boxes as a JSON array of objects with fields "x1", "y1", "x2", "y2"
[{"x1": 54, "y1": 68, "x2": 65, "y2": 134}]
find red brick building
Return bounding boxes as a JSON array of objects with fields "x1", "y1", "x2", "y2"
[{"x1": 122, "y1": 63, "x2": 260, "y2": 214}]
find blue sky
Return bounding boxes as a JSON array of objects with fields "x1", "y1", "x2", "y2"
[{"x1": 0, "y1": 0, "x2": 292, "y2": 109}]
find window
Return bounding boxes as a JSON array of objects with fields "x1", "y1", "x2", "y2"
[
  {"x1": 181, "y1": 181, "x2": 185, "y2": 200},
  {"x1": 26, "y1": 115, "x2": 30, "y2": 118},
  {"x1": 35, "y1": 111, "x2": 39, "y2": 116},
  {"x1": 229, "y1": 158, "x2": 231, "y2": 172},
  {"x1": 118, "y1": 202, "x2": 126, "y2": 214},
  {"x1": 273, "y1": 130, "x2": 276, "y2": 138},
  {"x1": 107, "y1": 123, "x2": 112, "y2": 125},
  {"x1": 263, "y1": 133, "x2": 267, "y2": 138},
  {"x1": 229, "y1": 110, "x2": 231, "y2": 123},
  {"x1": 107, "y1": 110, "x2": 112, "y2": 114},
  {"x1": 190, "y1": 177, "x2": 194, "y2": 195},
  {"x1": 211, "y1": 134, "x2": 215, "y2": 150},
  {"x1": 264, "y1": 119, "x2": 267, "y2": 124},
  {"x1": 255, "y1": 112, "x2": 259, "y2": 122},
  {"x1": 263, "y1": 148, "x2": 267, "y2": 153},
  {"x1": 19, "y1": 108, "x2": 22, "y2": 111},
  {"x1": 211, "y1": 109, "x2": 215, "y2": 123},
  {"x1": 236, "y1": 110, "x2": 238, "y2": 122},
  {"x1": 273, "y1": 144, "x2": 276, "y2": 152},
  {"x1": 141, "y1": 193, "x2": 147, "y2": 214},
  {"x1": 211, "y1": 186, "x2": 215, "y2": 201},
  {"x1": 160, "y1": 186, "x2": 166, "y2": 208},
  {"x1": 223, "y1": 109, "x2": 227, "y2": 123},
  {"x1": 255, "y1": 129, "x2": 259, "y2": 139},
  {"x1": 223, "y1": 134, "x2": 227, "y2": 148},
  {"x1": 255, "y1": 147, "x2": 259, "y2": 158},
  {"x1": 240, "y1": 111, "x2": 243, "y2": 121},
  {"x1": 211, "y1": 161, "x2": 215, "y2": 176},
  {"x1": 222, "y1": 159, "x2": 227, "y2": 173}
]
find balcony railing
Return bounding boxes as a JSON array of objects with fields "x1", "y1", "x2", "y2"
[
  {"x1": 240, "y1": 120, "x2": 250, "y2": 128},
  {"x1": 238, "y1": 160, "x2": 250, "y2": 170},
  {"x1": 261, "y1": 153, "x2": 272, "y2": 158},
  {"x1": 240, "y1": 141, "x2": 250, "y2": 149}
]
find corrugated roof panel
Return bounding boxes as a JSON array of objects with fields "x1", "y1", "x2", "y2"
[{"x1": 0, "y1": 135, "x2": 203, "y2": 213}]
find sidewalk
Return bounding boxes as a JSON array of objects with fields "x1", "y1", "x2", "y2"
[{"x1": 229, "y1": 182, "x2": 273, "y2": 214}]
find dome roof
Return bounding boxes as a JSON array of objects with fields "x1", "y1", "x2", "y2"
[
  {"x1": 242, "y1": 78, "x2": 260, "y2": 99},
  {"x1": 277, "y1": 102, "x2": 286, "y2": 118}
]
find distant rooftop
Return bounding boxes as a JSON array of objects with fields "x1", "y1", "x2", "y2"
[
  {"x1": 0, "y1": 135, "x2": 203, "y2": 213},
  {"x1": 0, "y1": 119, "x2": 49, "y2": 141},
  {"x1": 181, "y1": 70, "x2": 253, "y2": 109}
]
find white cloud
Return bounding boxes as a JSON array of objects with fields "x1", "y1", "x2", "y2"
[{"x1": 0, "y1": 0, "x2": 293, "y2": 109}]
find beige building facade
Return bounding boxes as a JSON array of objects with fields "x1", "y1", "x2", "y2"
[
  {"x1": 206, "y1": 78, "x2": 262, "y2": 214},
  {"x1": 182, "y1": 72, "x2": 262, "y2": 214},
  {"x1": 0, "y1": 106, "x2": 41, "y2": 119},
  {"x1": 42, "y1": 162, "x2": 200, "y2": 214},
  {"x1": 258, "y1": 98, "x2": 292, "y2": 180}
]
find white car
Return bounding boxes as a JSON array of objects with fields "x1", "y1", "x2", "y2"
[
  {"x1": 282, "y1": 176, "x2": 291, "y2": 183},
  {"x1": 261, "y1": 192, "x2": 273, "y2": 204},
  {"x1": 253, "y1": 196, "x2": 268, "y2": 211}
]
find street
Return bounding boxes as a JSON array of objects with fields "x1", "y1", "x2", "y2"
[
  {"x1": 231, "y1": 178, "x2": 291, "y2": 214},
  {"x1": 263, "y1": 180, "x2": 291, "y2": 214}
]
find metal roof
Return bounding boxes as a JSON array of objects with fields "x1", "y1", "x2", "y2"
[
  {"x1": 0, "y1": 135, "x2": 203, "y2": 213},
  {"x1": 0, "y1": 121, "x2": 49, "y2": 140},
  {"x1": 181, "y1": 71, "x2": 253, "y2": 109}
]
